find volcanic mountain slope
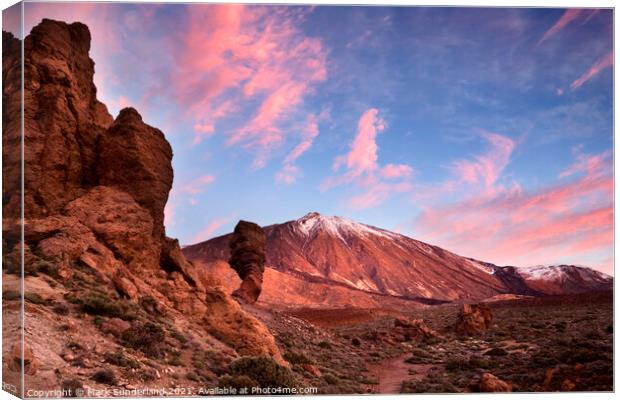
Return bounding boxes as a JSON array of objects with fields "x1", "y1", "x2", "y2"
[{"x1": 184, "y1": 212, "x2": 612, "y2": 306}]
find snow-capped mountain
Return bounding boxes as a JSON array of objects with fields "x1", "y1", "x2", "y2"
[{"x1": 183, "y1": 212, "x2": 612, "y2": 306}]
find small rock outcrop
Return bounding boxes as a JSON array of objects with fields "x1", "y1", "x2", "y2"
[
  {"x1": 393, "y1": 317, "x2": 438, "y2": 341},
  {"x1": 477, "y1": 373, "x2": 512, "y2": 392},
  {"x1": 455, "y1": 303, "x2": 493, "y2": 335},
  {"x1": 228, "y1": 221, "x2": 267, "y2": 304}
]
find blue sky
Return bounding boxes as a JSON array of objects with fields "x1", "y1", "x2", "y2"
[{"x1": 5, "y1": 4, "x2": 614, "y2": 273}]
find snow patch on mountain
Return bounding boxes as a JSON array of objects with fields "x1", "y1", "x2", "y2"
[{"x1": 295, "y1": 212, "x2": 400, "y2": 242}]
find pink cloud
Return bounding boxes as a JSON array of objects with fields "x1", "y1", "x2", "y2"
[
  {"x1": 275, "y1": 164, "x2": 302, "y2": 185},
  {"x1": 191, "y1": 216, "x2": 235, "y2": 244},
  {"x1": 164, "y1": 201, "x2": 177, "y2": 228},
  {"x1": 172, "y1": 5, "x2": 327, "y2": 168},
  {"x1": 276, "y1": 110, "x2": 329, "y2": 184},
  {"x1": 380, "y1": 164, "x2": 414, "y2": 179},
  {"x1": 343, "y1": 108, "x2": 385, "y2": 175},
  {"x1": 538, "y1": 9, "x2": 583, "y2": 45},
  {"x1": 321, "y1": 108, "x2": 413, "y2": 208},
  {"x1": 570, "y1": 51, "x2": 613, "y2": 90},
  {"x1": 414, "y1": 148, "x2": 613, "y2": 269},
  {"x1": 177, "y1": 175, "x2": 216, "y2": 195},
  {"x1": 451, "y1": 132, "x2": 515, "y2": 187}
]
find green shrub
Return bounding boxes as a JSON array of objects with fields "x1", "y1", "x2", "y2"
[
  {"x1": 53, "y1": 303, "x2": 70, "y2": 315},
  {"x1": 484, "y1": 347, "x2": 508, "y2": 357},
  {"x1": 61, "y1": 378, "x2": 83, "y2": 397},
  {"x1": 104, "y1": 349, "x2": 139, "y2": 369},
  {"x1": 186, "y1": 371, "x2": 201, "y2": 382},
  {"x1": 219, "y1": 374, "x2": 259, "y2": 390},
  {"x1": 122, "y1": 322, "x2": 166, "y2": 357},
  {"x1": 170, "y1": 329, "x2": 188, "y2": 344},
  {"x1": 2, "y1": 290, "x2": 20, "y2": 301},
  {"x1": 283, "y1": 350, "x2": 313, "y2": 365},
  {"x1": 229, "y1": 356, "x2": 296, "y2": 388},
  {"x1": 24, "y1": 292, "x2": 46, "y2": 304},
  {"x1": 445, "y1": 356, "x2": 468, "y2": 371},
  {"x1": 77, "y1": 291, "x2": 135, "y2": 320},
  {"x1": 92, "y1": 369, "x2": 117, "y2": 385},
  {"x1": 323, "y1": 373, "x2": 339, "y2": 385}
]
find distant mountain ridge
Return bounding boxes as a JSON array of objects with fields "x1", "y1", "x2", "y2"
[{"x1": 183, "y1": 212, "x2": 612, "y2": 306}]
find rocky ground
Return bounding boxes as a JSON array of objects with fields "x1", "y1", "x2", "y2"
[{"x1": 253, "y1": 290, "x2": 613, "y2": 394}]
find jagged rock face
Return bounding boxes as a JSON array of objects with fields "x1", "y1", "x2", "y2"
[
  {"x1": 97, "y1": 108, "x2": 173, "y2": 240},
  {"x1": 455, "y1": 303, "x2": 493, "y2": 336},
  {"x1": 21, "y1": 19, "x2": 112, "y2": 218},
  {"x1": 2, "y1": 31, "x2": 22, "y2": 220},
  {"x1": 2, "y1": 18, "x2": 284, "y2": 369},
  {"x1": 229, "y1": 221, "x2": 267, "y2": 304}
]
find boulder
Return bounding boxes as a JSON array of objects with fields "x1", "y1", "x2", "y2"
[
  {"x1": 228, "y1": 221, "x2": 266, "y2": 304},
  {"x1": 393, "y1": 317, "x2": 438, "y2": 341},
  {"x1": 455, "y1": 303, "x2": 493, "y2": 335},
  {"x1": 100, "y1": 318, "x2": 131, "y2": 338},
  {"x1": 478, "y1": 373, "x2": 512, "y2": 392}
]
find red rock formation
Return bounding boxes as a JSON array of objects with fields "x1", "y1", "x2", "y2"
[
  {"x1": 455, "y1": 303, "x2": 493, "y2": 336},
  {"x1": 228, "y1": 221, "x2": 267, "y2": 304},
  {"x1": 2, "y1": 19, "x2": 284, "y2": 374},
  {"x1": 393, "y1": 317, "x2": 438, "y2": 341},
  {"x1": 478, "y1": 373, "x2": 512, "y2": 392}
]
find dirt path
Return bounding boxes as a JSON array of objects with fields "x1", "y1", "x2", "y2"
[{"x1": 368, "y1": 354, "x2": 432, "y2": 394}]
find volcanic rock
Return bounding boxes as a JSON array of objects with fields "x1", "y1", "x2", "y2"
[
  {"x1": 228, "y1": 221, "x2": 267, "y2": 304},
  {"x1": 393, "y1": 317, "x2": 438, "y2": 341},
  {"x1": 478, "y1": 373, "x2": 512, "y2": 392},
  {"x1": 15, "y1": 20, "x2": 112, "y2": 218},
  {"x1": 2, "y1": 18, "x2": 285, "y2": 380},
  {"x1": 455, "y1": 304, "x2": 493, "y2": 336},
  {"x1": 96, "y1": 107, "x2": 173, "y2": 241}
]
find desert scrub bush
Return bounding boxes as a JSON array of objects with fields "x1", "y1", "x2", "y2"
[
  {"x1": 484, "y1": 347, "x2": 508, "y2": 357},
  {"x1": 53, "y1": 303, "x2": 70, "y2": 315},
  {"x1": 92, "y1": 369, "x2": 117, "y2": 385},
  {"x1": 445, "y1": 356, "x2": 469, "y2": 371},
  {"x1": 104, "y1": 349, "x2": 139, "y2": 369},
  {"x1": 2, "y1": 290, "x2": 20, "y2": 301},
  {"x1": 219, "y1": 374, "x2": 259, "y2": 390},
  {"x1": 317, "y1": 341, "x2": 332, "y2": 349},
  {"x1": 322, "y1": 373, "x2": 339, "y2": 385},
  {"x1": 283, "y1": 350, "x2": 313, "y2": 365},
  {"x1": 74, "y1": 291, "x2": 137, "y2": 320},
  {"x1": 122, "y1": 321, "x2": 166, "y2": 357},
  {"x1": 168, "y1": 351, "x2": 184, "y2": 366},
  {"x1": 24, "y1": 292, "x2": 46, "y2": 305},
  {"x1": 229, "y1": 356, "x2": 296, "y2": 388},
  {"x1": 186, "y1": 371, "x2": 201, "y2": 382},
  {"x1": 169, "y1": 329, "x2": 188, "y2": 344},
  {"x1": 61, "y1": 378, "x2": 83, "y2": 397}
]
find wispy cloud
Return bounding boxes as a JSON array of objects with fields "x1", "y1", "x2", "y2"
[
  {"x1": 414, "y1": 148, "x2": 612, "y2": 269},
  {"x1": 275, "y1": 108, "x2": 329, "y2": 184},
  {"x1": 191, "y1": 216, "x2": 235, "y2": 244},
  {"x1": 538, "y1": 9, "x2": 584, "y2": 45},
  {"x1": 451, "y1": 132, "x2": 515, "y2": 188},
  {"x1": 570, "y1": 51, "x2": 613, "y2": 90},
  {"x1": 321, "y1": 108, "x2": 413, "y2": 209},
  {"x1": 173, "y1": 5, "x2": 327, "y2": 168}
]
